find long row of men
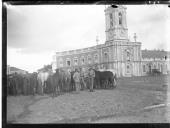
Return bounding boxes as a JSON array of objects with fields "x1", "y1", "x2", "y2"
[{"x1": 7, "y1": 67, "x2": 117, "y2": 96}]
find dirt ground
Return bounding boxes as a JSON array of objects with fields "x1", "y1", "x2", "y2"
[{"x1": 7, "y1": 75, "x2": 170, "y2": 123}]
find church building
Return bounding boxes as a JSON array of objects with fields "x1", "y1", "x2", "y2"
[{"x1": 52, "y1": 5, "x2": 169, "y2": 77}]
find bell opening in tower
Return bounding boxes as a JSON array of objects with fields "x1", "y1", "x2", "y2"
[{"x1": 118, "y1": 12, "x2": 122, "y2": 25}]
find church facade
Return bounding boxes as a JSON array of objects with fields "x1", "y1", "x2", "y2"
[{"x1": 52, "y1": 5, "x2": 169, "y2": 77}]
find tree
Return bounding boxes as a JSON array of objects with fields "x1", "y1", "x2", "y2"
[{"x1": 38, "y1": 64, "x2": 52, "y2": 72}]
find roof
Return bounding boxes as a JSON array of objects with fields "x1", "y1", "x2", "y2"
[
  {"x1": 142, "y1": 50, "x2": 170, "y2": 59},
  {"x1": 10, "y1": 67, "x2": 28, "y2": 72}
]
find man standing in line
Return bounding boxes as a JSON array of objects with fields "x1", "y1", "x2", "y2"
[
  {"x1": 80, "y1": 68, "x2": 87, "y2": 90},
  {"x1": 73, "y1": 69, "x2": 81, "y2": 93},
  {"x1": 89, "y1": 67, "x2": 95, "y2": 92}
]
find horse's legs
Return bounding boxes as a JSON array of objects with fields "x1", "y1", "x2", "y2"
[
  {"x1": 57, "y1": 81, "x2": 61, "y2": 95},
  {"x1": 52, "y1": 85, "x2": 55, "y2": 98},
  {"x1": 102, "y1": 80, "x2": 104, "y2": 89},
  {"x1": 111, "y1": 78, "x2": 114, "y2": 88},
  {"x1": 104, "y1": 80, "x2": 107, "y2": 89},
  {"x1": 41, "y1": 85, "x2": 43, "y2": 95},
  {"x1": 114, "y1": 78, "x2": 117, "y2": 88}
]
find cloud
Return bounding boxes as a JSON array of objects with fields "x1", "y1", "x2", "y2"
[
  {"x1": 7, "y1": 5, "x2": 105, "y2": 54},
  {"x1": 127, "y1": 5, "x2": 169, "y2": 50},
  {"x1": 7, "y1": 5, "x2": 169, "y2": 53},
  {"x1": 7, "y1": 48, "x2": 54, "y2": 72}
]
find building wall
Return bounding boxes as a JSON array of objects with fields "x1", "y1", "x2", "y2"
[
  {"x1": 52, "y1": 5, "x2": 169, "y2": 77},
  {"x1": 141, "y1": 58, "x2": 170, "y2": 75},
  {"x1": 54, "y1": 40, "x2": 142, "y2": 77}
]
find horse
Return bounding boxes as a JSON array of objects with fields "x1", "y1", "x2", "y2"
[
  {"x1": 94, "y1": 69, "x2": 116, "y2": 89},
  {"x1": 63, "y1": 70, "x2": 71, "y2": 92},
  {"x1": 105, "y1": 69, "x2": 117, "y2": 88},
  {"x1": 57, "y1": 68, "x2": 71, "y2": 92},
  {"x1": 23, "y1": 74, "x2": 31, "y2": 95},
  {"x1": 37, "y1": 70, "x2": 52, "y2": 95},
  {"x1": 29, "y1": 72, "x2": 38, "y2": 95},
  {"x1": 48, "y1": 70, "x2": 60, "y2": 97},
  {"x1": 70, "y1": 71, "x2": 75, "y2": 91}
]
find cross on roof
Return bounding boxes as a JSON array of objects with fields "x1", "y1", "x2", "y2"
[
  {"x1": 134, "y1": 33, "x2": 137, "y2": 42},
  {"x1": 96, "y1": 36, "x2": 99, "y2": 45}
]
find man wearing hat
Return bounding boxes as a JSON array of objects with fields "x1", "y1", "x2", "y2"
[
  {"x1": 73, "y1": 68, "x2": 81, "y2": 93},
  {"x1": 80, "y1": 68, "x2": 87, "y2": 90},
  {"x1": 88, "y1": 67, "x2": 95, "y2": 92}
]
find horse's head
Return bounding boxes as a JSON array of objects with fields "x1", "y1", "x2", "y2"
[{"x1": 55, "y1": 69, "x2": 59, "y2": 74}]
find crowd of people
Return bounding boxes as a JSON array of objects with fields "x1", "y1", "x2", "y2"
[
  {"x1": 7, "y1": 67, "x2": 117, "y2": 96},
  {"x1": 7, "y1": 72, "x2": 37, "y2": 96},
  {"x1": 73, "y1": 67, "x2": 95, "y2": 92}
]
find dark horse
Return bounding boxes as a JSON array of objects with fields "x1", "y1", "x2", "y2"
[
  {"x1": 48, "y1": 69, "x2": 61, "y2": 97},
  {"x1": 94, "y1": 69, "x2": 116, "y2": 89}
]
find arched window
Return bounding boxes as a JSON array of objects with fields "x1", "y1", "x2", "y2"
[{"x1": 118, "y1": 12, "x2": 122, "y2": 25}]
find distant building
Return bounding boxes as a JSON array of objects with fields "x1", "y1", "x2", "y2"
[
  {"x1": 7, "y1": 66, "x2": 28, "y2": 75},
  {"x1": 52, "y1": 5, "x2": 170, "y2": 77},
  {"x1": 141, "y1": 50, "x2": 170, "y2": 75}
]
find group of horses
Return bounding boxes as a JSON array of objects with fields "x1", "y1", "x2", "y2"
[{"x1": 7, "y1": 68, "x2": 117, "y2": 97}]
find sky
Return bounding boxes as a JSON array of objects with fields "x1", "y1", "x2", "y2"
[{"x1": 6, "y1": 4, "x2": 170, "y2": 73}]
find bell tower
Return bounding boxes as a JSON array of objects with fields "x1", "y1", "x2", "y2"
[{"x1": 105, "y1": 5, "x2": 128, "y2": 42}]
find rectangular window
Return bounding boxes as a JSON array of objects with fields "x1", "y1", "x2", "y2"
[
  {"x1": 67, "y1": 60, "x2": 71, "y2": 66},
  {"x1": 143, "y1": 65, "x2": 146, "y2": 72}
]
